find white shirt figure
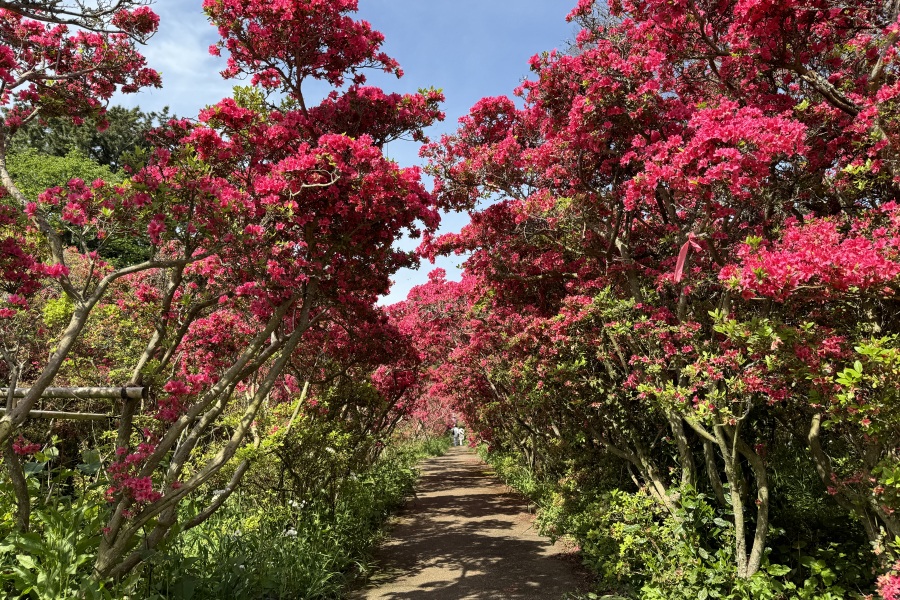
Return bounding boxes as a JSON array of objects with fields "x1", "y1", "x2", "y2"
[{"x1": 450, "y1": 426, "x2": 459, "y2": 446}]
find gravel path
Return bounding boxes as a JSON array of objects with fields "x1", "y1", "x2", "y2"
[{"x1": 348, "y1": 447, "x2": 589, "y2": 599}]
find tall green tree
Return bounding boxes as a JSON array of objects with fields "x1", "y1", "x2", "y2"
[{"x1": 9, "y1": 105, "x2": 171, "y2": 172}]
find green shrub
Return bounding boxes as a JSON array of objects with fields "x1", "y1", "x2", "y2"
[
  {"x1": 0, "y1": 433, "x2": 448, "y2": 599},
  {"x1": 478, "y1": 446, "x2": 876, "y2": 600},
  {"x1": 570, "y1": 488, "x2": 875, "y2": 599},
  {"x1": 478, "y1": 445, "x2": 549, "y2": 502},
  {"x1": 418, "y1": 435, "x2": 452, "y2": 457},
  {"x1": 137, "y1": 439, "x2": 430, "y2": 599},
  {"x1": 0, "y1": 449, "x2": 112, "y2": 600},
  {"x1": 0, "y1": 496, "x2": 112, "y2": 599}
]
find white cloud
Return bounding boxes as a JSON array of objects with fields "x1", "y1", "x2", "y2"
[{"x1": 112, "y1": 1, "x2": 231, "y2": 117}]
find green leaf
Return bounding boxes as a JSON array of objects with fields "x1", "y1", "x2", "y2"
[
  {"x1": 15, "y1": 533, "x2": 43, "y2": 554},
  {"x1": 23, "y1": 461, "x2": 46, "y2": 476},
  {"x1": 16, "y1": 554, "x2": 37, "y2": 570},
  {"x1": 77, "y1": 449, "x2": 102, "y2": 475}
]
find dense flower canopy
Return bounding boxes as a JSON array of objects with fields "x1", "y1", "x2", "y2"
[
  {"x1": 2, "y1": 0, "x2": 900, "y2": 595},
  {"x1": 396, "y1": 0, "x2": 900, "y2": 593},
  {"x1": 0, "y1": 0, "x2": 445, "y2": 581}
]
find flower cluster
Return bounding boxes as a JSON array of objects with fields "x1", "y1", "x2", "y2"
[
  {"x1": 721, "y1": 204, "x2": 900, "y2": 302},
  {"x1": 11, "y1": 436, "x2": 41, "y2": 456},
  {"x1": 106, "y1": 442, "x2": 161, "y2": 506},
  {"x1": 880, "y1": 561, "x2": 900, "y2": 600},
  {"x1": 0, "y1": 8, "x2": 159, "y2": 129}
]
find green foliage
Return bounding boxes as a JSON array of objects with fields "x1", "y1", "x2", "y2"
[
  {"x1": 54, "y1": 302, "x2": 149, "y2": 385},
  {"x1": 6, "y1": 148, "x2": 120, "y2": 202},
  {"x1": 9, "y1": 106, "x2": 170, "y2": 172},
  {"x1": 232, "y1": 86, "x2": 269, "y2": 113},
  {"x1": 136, "y1": 439, "x2": 436, "y2": 600},
  {"x1": 571, "y1": 488, "x2": 874, "y2": 599},
  {"x1": 479, "y1": 445, "x2": 549, "y2": 502},
  {"x1": 481, "y1": 445, "x2": 876, "y2": 599},
  {"x1": 585, "y1": 488, "x2": 739, "y2": 598},
  {"x1": 0, "y1": 447, "x2": 112, "y2": 600},
  {"x1": 0, "y1": 497, "x2": 111, "y2": 600},
  {"x1": 42, "y1": 296, "x2": 74, "y2": 330},
  {"x1": 832, "y1": 335, "x2": 900, "y2": 435},
  {"x1": 0, "y1": 385, "x2": 443, "y2": 600},
  {"x1": 5, "y1": 148, "x2": 151, "y2": 266},
  {"x1": 419, "y1": 434, "x2": 452, "y2": 457}
]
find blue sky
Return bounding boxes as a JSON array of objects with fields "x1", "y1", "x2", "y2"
[{"x1": 115, "y1": 1, "x2": 577, "y2": 304}]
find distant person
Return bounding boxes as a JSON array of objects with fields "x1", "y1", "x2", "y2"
[
  {"x1": 457, "y1": 426, "x2": 465, "y2": 447},
  {"x1": 450, "y1": 425, "x2": 459, "y2": 446}
]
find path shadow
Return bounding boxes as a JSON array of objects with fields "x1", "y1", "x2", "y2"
[{"x1": 350, "y1": 449, "x2": 585, "y2": 599}]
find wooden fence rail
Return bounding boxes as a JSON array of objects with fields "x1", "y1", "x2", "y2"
[
  {"x1": 0, "y1": 387, "x2": 146, "y2": 400},
  {"x1": 0, "y1": 387, "x2": 148, "y2": 421},
  {"x1": 0, "y1": 409, "x2": 114, "y2": 421}
]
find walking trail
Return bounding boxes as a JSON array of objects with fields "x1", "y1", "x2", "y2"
[{"x1": 349, "y1": 447, "x2": 589, "y2": 599}]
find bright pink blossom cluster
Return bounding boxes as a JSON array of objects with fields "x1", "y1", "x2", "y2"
[
  {"x1": 880, "y1": 562, "x2": 900, "y2": 600},
  {"x1": 721, "y1": 203, "x2": 900, "y2": 301},
  {"x1": 204, "y1": 0, "x2": 400, "y2": 89},
  {"x1": 106, "y1": 442, "x2": 161, "y2": 506},
  {"x1": 0, "y1": 8, "x2": 159, "y2": 129},
  {"x1": 11, "y1": 436, "x2": 40, "y2": 456}
]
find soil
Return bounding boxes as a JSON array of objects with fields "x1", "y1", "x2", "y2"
[{"x1": 347, "y1": 447, "x2": 592, "y2": 599}]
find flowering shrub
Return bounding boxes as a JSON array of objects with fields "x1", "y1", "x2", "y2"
[
  {"x1": 397, "y1": 0, "x2": 900, "y2": 593},
  {"x1": 0, "y1": 0, "x2": 445, "y2": 584}
]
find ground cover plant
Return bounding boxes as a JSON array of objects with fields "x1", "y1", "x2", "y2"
[{"x1": 137, "y1": 437, "x2": 449, "y2": 599}]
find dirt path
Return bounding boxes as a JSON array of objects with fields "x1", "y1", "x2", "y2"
[{"x1": 348, "y1": 447, "x2": 589, "y2": 599}]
